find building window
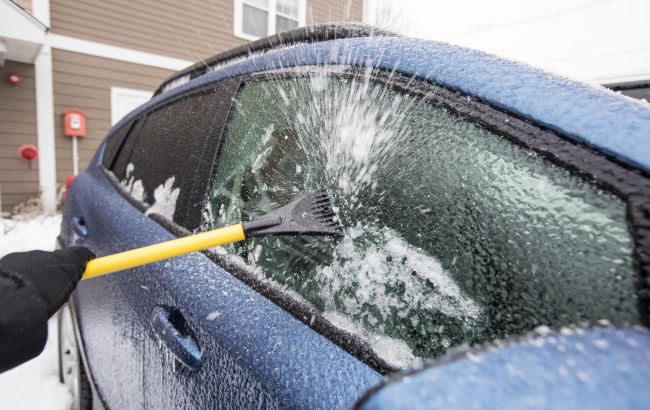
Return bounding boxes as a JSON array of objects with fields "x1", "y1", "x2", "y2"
[{"x1": 234, "y1": 0, "x2": 306, "y2": 41}]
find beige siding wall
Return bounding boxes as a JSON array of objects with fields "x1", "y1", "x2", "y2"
[
  {"x1": 52, "y1": 49, "x2": 173, "y2": 184},
  {"x1": 309, "y1": 0, "x2": 363, "y2": 24},
  {"x1": 51, "y1": 0, "x2": 363, "y2": 61},
  {"x1": 26, "y1": 0, "x2": 361, "y2": 207},
  {"x1": 13, "y1": 0, "x2": 32, "y2": 13},
  {"x1": 0, "y1": 61, "x2": 39, "y2": 212}
]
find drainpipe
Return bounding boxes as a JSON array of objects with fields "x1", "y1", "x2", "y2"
[{"x1": 32, "y1": 0, "x2": 57, "y2": 214}]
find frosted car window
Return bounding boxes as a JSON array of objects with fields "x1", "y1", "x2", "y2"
[
  {"x1": 115, "y1": 90, "x2": 225, "y2": 224},
  {"x1": 208, "y1": 75, "x2": 638, "y2": 365}
]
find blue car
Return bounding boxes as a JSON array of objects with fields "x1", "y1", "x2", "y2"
[{"x1": 58, "y1": 23, "x2": 650, "y2": 409}]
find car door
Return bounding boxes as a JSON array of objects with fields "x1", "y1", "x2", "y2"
[
  {"x1": 111, "y1": 79, "x2": 381, "y2": 409},
  {"x1": 202, "y1": 66, "x2": 646, "y2": 375},
  {"x1": 66, "y1": 79, "x2": 243, "y2": 408}
]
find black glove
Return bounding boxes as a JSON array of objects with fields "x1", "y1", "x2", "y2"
[{"x1": 0, "y1": 247, "x2": 95, "y2": 317}]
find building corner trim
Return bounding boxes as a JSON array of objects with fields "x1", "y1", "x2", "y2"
[
  {"x1": 34, "y1": 44, "x2": 57, "y2": 214},
  {"x1": 32, "y1": 0, "x2": 57, "y2": 213}
]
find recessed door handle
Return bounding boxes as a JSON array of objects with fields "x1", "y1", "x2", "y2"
[
  {"x1": 150, "y1": 306, "x2": 202, "y2": 369},
  {"x1": 72, "y1": 216, "x2": 88, "y2": 238}
]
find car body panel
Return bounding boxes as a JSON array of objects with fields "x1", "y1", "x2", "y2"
[
  {"x1": 358, "y1": 327, "x2": 650, "y2": 410},
  {"x1": 62, "y1": 166, "x2": 381, "y2": 409}
]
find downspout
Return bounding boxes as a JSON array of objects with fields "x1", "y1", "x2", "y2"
[{"x1": 32, "y1": 0, "x2": 57, "y2": 214}]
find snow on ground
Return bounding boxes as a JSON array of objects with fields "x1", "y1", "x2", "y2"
[{"x1": 0, "y1": 213, "x2": 73, "y2": 410}]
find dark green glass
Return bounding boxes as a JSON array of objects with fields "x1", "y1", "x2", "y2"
[{"x1": 209, "y1": 75, "x2": 637, "y2": 366}]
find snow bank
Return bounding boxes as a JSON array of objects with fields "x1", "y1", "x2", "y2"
[{"x1": 0, "y1": 214, "x2": 62, "y2": 256}]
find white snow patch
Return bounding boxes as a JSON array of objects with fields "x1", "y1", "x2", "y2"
[
  {"x1": 1, "y1": 214, "x2": 61, "y2": 255},
  {"x1": 205, "y1": 311, "x2": 222, "y2": 321},
  {"x1": 145, "y1": 176, "x2": 180, "y2": 220},
  {"x1": 0, "y1": 212, "x2": 73, "y2": 409},
  {"x1": 120, "y1": 164, "x2": 180, "y2": 220},
  {"x1": 120, "y1": 163, "x2": 146, "y2": 202}
]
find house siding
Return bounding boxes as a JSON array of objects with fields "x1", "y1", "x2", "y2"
[
  {"x1": 13, "y1": 0, "x2": 362, "y2": 208},
  {"x1": 310, "y1": 0, "x2": 363, "y2": 23},
  {"x1": 13, "y1": 0, "x2": 32, "y2": 14},
  {"x1": 0, "y1": 61, "x2": 39, "y2": 212},
  {"x1": 50, "y1": 0, "x2": 363, "y2": 61},
  {"x1": 52, "y1": 49, "x2": 173, "y2": 184}
]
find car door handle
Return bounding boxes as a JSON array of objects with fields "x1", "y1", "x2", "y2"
[
  {"x1": 72, "y1": 216, "x2": 88, "y2": 238},
  {"x1": 150, "y1": 306, "x2": 202, "y2": 369}
]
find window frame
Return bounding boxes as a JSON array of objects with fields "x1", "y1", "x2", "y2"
[
  {"x1": 233, "y1": 0, "x2": 307, "y2": 41},
  {"x1": 101, "y1": 67, "x2": 650, "y2": 375}
]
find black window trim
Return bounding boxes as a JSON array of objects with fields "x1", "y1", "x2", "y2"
[
  {"x1": 101, "y1": 66, "x2": 650, "y2": 375},
  {"x1": 102, "y1": 118, "x2": 140, "y2": 171}
]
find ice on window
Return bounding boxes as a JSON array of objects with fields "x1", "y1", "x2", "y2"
[{"x1": 206, "y1": 70, "x2": 638, "y2": 365}]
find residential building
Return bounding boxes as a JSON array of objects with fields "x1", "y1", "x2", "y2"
[{"x1": 0, "y1": 0, "x2": 363, "y2": 213}]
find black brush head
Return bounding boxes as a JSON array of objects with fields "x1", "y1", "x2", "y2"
[{"x1": 242, "y1": 188, "x2": 343, "y2": 237}]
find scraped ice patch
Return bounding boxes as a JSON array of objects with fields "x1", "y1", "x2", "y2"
[
  {"x1": 309, "y1": 225, "x2": 483, "y2": 361},
  {"x1": 145, "y1": 176, "x2": 180, "y2": 220},
  {"x1": 324, "y1": 310, "x2": 418, "y2": 368},
  {"x1": 316, "y1": 225, "x2": 481, "y2": 321}
]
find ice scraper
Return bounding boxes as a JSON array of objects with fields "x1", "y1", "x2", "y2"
[{"x1": 82, "y1": 188, "x2": 340, "y2": 279}]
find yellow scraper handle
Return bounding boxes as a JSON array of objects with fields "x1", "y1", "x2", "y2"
[{"x1": 82, "y1": 224, "x2": 246, "y2": 280}]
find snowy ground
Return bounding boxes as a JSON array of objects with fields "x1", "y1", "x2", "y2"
[{"x1": 0, "y1": 213, "x2": 73, "y2": 410}]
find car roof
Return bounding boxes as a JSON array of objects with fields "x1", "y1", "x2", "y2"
[
  {"x1": 124, "y1": 23, "x2": 650, "y2": 175},
  {"x1": 153, "y1": 23, "x2": 398, "y2": 96}
]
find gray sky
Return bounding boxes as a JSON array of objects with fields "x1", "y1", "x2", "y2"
[{"x1": 367, "y1": 0, "x2": 650, "y2": 84}]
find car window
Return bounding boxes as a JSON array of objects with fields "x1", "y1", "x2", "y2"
[
  {"x1": 106, "y1": 89, "x2": 228, "y2": 225},
  {"x1": 207, "y1": 73, "x2": 638, "y2": 366}
]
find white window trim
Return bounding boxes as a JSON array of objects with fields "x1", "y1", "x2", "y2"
[
  {"x1": 49, "y1": 34, "x2": 192, "y2": 71},
  {"x1": 110, "y1": 87, "x2": 153, "y2": 126},
  {"x1": 234, "y1": 0, "x2": 306, "y2": 42}
]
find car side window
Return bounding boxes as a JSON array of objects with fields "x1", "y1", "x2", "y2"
[
  {"x1": 106, "y1": 87, "x2": 233, "y2": 228},
  {"x1": 207, "y1": 74, "x2": 638, "y2": 366}
]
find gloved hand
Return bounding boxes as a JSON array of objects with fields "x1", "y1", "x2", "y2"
[{"x1": 0, "y1": 247, "x2": 95, "y2": 317}]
